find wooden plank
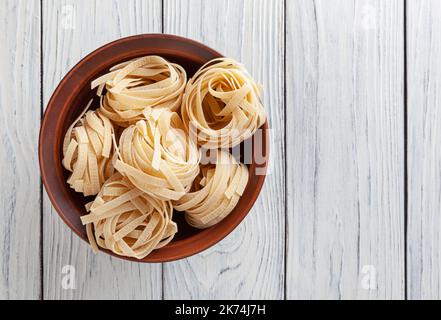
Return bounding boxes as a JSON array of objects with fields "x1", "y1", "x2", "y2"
[
  {"x1": 286, "y1": 0, "x2": 405, "y2": 299},
  {"x1": 42, "y1": 0, "x2": 163, "y2": 299},
  {"x1": 407, "y1": 0, "x2": 441, "y2": 300},
  {"x1": 0, "y1": 0, "x2": 41, "y2": 300},
  {"x1": 163, "y1": 0, "x2": 285, "y2": 299}
]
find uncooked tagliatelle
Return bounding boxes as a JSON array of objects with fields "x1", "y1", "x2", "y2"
[
  {"x1": 181, "y1": 58, "x2": 266, "y2": 149},
  {"x1": 80, "y1": 173, "x2": 177, "y2": 259},
  {"x1": 91, "y1": 55, "x2": 186, "y2": 127},
  {"x1": 114, "y1": 107, "x2": 200, "y2": 201},
  {"x1": 62, "y1": 101, "x2": 115, "y2": 196},
  {"x1": 61, "y1": 55, "x2": 266, "y2": 259},
  {"x1": 174, "y1": 149, "x2": 249, "y2": 229}
]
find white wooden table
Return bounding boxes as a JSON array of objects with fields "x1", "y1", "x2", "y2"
[{"x1": 0, "y1": 0, "x2": 440, "y2": 300}]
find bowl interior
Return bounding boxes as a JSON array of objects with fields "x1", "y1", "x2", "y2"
[{"x1": 40, "y1": 35, "x2": 268, "y2": 262}]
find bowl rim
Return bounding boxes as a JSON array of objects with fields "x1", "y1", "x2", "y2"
[{"x1": 39, "y1": 33, "x2": 269, "y2": 263}]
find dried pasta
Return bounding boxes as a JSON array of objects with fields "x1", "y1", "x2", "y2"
[
  {"x1": 114, "y1": 107, "x2": 200, "y2": 201},
  {"x1": 81, "y1": 173, "x2": 177, "y2": 259},
  {"x1": 62, "y1": 102, "x2": 115, "y2": 196},
  {"x1": 174, "y1": 149, "x2": 249, "y2": 229},
  {"x1": 61, "y1": 55, "x2": 266, "y2": 259},
  {"x1": 181, "y1": 58, "x2": 266, "y2": 149},
  {"x1": 92, "y1": 55, "x2": 187, "y2": 127}
]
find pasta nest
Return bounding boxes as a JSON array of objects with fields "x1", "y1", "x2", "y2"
[
  {"x1": 114, "y1": 107, "x2": 200, "y2": 201},
  {"x1": 81, "y1": 173, "x2": 177, "y2": 260},
  {"x1": 181, "y1": 58, "x2": 266, "y2": 149},
  {"x1": 62, "y1": 104, "x2": 115, "y2": 196},
  {"x1": 92, "y1": 55, "x2": 187, "y2": 127},
  {"x1": 174, "y1": 149, "x2": 249, "y2": 229}
]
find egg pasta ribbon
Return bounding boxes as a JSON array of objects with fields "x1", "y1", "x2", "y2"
[
  {"x1": 60, "y1": 55, "x2": 267, "y2": 259},
  {"x1": 181, "y1": 58, "x2": 266, "y2": 149},
  {"x1": 62, "y1": 101, "x2": 115, "y2": 196},
  {"x1": 92, "y1": 55, "x2": 187, "y2": 126},
  {"x1": 174, "y1": 149, "x2": 249, "y2": 229},
  {"x1": 81, "y1": 173, "x2": 177, "y2": 259},
  {"x1": 114, "y1": 107, "x2": 200, "y2": 201}
]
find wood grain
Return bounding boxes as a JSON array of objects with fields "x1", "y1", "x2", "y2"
[
  {"x1": 286, "y1": 0, "x2": 405, "y2": 299},
  {"x1": 407, "y1": 0, "x2": 441, "y2": 300},
  {"x1": 2, "y1": 0, "x2": 435, "y2": 300},
  {"x1": 162, "y1": 0, "x2": 285, "y2": 299},
  {"x1": 42, "y1": 0, "x2": 163, "y2": 299},
  {"x1": 0, "y1": 0, "x2": 41, "y2": 300}
]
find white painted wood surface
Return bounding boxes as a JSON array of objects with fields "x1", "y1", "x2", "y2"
[
  {"x1": 407, "y1": 0, "x2": 441, "y2": 300},
  {"x1": 42, "y1": 0, "x2": 163, "y2": 299},
  {"x1": 162, "y1": 0, "x2": 285, "y2": 299},
  {"x1": 286, "y1": 0, "x2": 405, "y2": 299},
  {"x1": 0, "y1": 0, "x2": 41, "y2": 300},
  {"x1": 1, "y1": 0, "x2": 441, "y2": 300}
]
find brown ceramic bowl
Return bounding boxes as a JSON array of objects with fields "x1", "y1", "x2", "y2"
[{"x1": 39, "y1": 34, "x2": 269, "y2": 263}]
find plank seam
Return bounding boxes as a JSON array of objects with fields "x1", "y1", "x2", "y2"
[
  {"x1": 283, "y1": 0, "x2": 287, "y2": 301},
  {"x1": 161, "y1": 0, "x2": 164, "y2": 33},
  {"x1": 403, "y1": 0, "x2": 408, "y2": 301},
  {"x1": 39, "y1": 0, "x2": 44, "y2": 301}
]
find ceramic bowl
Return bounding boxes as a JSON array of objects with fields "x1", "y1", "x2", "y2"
[{"x1": 39, "y1": 34, "x2": 269, "y2": 262}]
